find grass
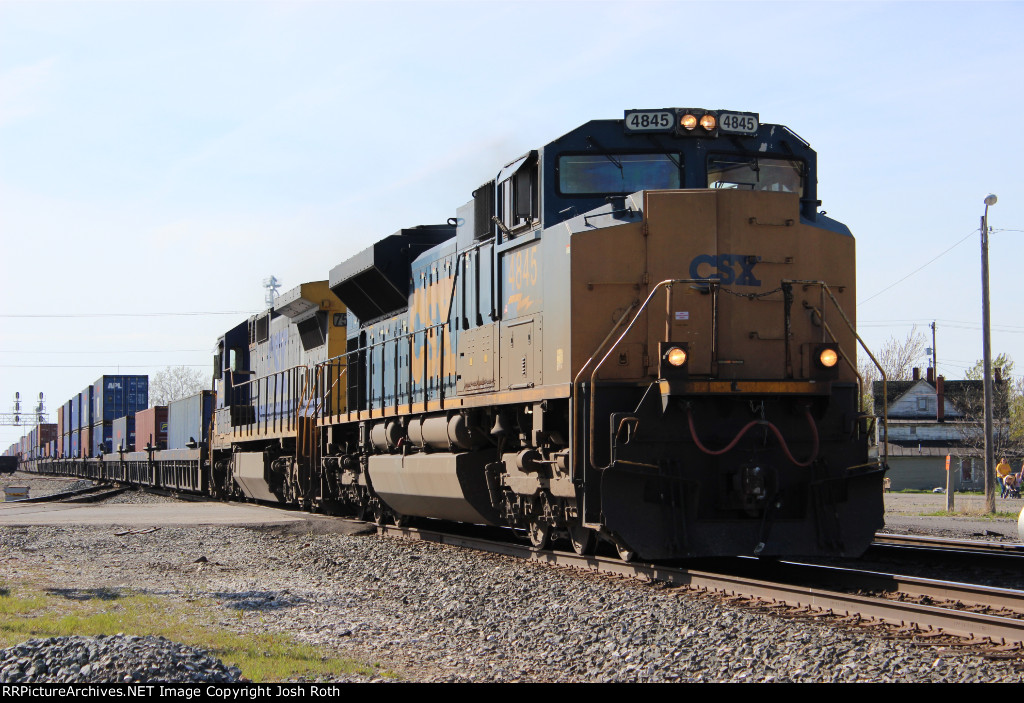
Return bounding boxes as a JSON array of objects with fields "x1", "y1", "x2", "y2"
[
  {"x1": 918, "y1": 509, "x2": 1020, "y2": 519},
  {"x1": 0, "y1": 583, "x2": 389, "y2": 682}
]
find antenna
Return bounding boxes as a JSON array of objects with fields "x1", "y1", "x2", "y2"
[{"x1": 262, "y1": 275, "x2": 281, "y2": 309}]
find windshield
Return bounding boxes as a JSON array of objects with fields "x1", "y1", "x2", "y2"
[
  {"x1": 559, "y1": 153, "x2": 681, "y2": 195},
  {"x1": 707, "y1": 157, "x2": 804, "y2": 195}
]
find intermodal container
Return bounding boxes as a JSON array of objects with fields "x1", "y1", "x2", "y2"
[
  {"x1": 81, "y1": 424, "x2": 91, "y2": 458},
  {"x1": 70, "y1": 430, "x2": 80, "y2": 458},
  {"x1": 57, "y1": 433, "x2": 64, "y2": 457},
  {"x1": 134, "y1": 406, "x2": 168, "y2": 451},
  {"x1": 93, "y1": 375, "x2": 149, "y2": 422},
  {"x1": 81, "y1": 385, "x2": 94, "y2": 428},
  {"x1": 57, "y1": 405, "x2": 65, "y2": 437},
  {"x1": 112, "y1": 415, "x2": 136, "y2": 452},
  {"x1": 167, "y1": 391, "x2": 214, "y2": 450},
  {"x1": 70, "y1": 396, "x2": 80, "y2": 432},
  {"x1": 37, "y1": 424, "x2": 56, "y2": 447},
  {"x1": 92, "y1": 422, "x2": 113, "y2": 455}
]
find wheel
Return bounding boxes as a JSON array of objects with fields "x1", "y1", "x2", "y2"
[
  {"x1": 615, "y1": 540, "x2": 637, "y2": 563},
  {"x1": 568, "y1": 522, "x2": 597, "y2": 556},
  {"x1": 528, "y1": 520, "x2": 552, "y2": 549},
  {"x1": 373, "y1": 502, "x2": 387, "y2": 527},
  {"x1": 394, "y1": 513, "x2": 411, "y2": 528}
]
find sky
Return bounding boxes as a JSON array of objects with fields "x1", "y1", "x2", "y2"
[{"x1": 2, "y1": 0, "x2": 1023, "y2": 450}]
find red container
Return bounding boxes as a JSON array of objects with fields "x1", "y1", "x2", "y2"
[
  {"x1": 81, "y1": 424, "x2": 92, "y2": 458},
  {"x1": 37, "y1": 423, "x2": 57, "y2": 446},
  {"x1": 57, "y1": 406, "x2": 65, "y2": 437},
  {"x1": 134, "y1": 406, "x2": 168, "y2": 451}
]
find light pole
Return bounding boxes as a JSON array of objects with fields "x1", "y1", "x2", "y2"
[{"x1": 982, "y1": 193, "x2": 997, "y2": 513}]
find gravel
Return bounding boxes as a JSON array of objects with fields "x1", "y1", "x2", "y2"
[
  {"x1": 1, "y1": 475, "x2": 1022, "y2": 683},
  {"x1": 0, "y1": 635, "x2": 242, "y2": 683}
]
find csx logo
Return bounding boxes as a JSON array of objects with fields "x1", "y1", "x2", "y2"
[{"x1": 689, "y1": 254, "x2": 761, "y2": 286}]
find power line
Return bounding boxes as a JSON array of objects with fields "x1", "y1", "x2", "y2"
[
  {"x1": 0, "y1": 349, "x2": 208, "y2": 354},
  {"x1": 0, "y1": 311, "x2": 258, "y2": 319},
  {"x1": 857, "y1": 225, "x2": 1023, "y2": 308},
  {"x1": 0, "y1": 364, "x2": 208, "y2": 369},
  {"x1": 858, "y1": 228, "x2": 977, "y2": 306}
]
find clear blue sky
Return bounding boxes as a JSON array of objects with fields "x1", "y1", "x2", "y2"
[{"x1": 2, "y1": 0, "x2": 1023, "y2": 449}]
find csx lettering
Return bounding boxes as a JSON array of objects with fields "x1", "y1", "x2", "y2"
[
  {"x1": 689, "y1": 253, "x2": 761, "y2": 286},
  {"x1": 506, "y1": 247, "x2": 538, "y2": 291}
]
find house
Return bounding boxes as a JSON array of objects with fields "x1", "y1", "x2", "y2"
[{"x1": 871, "y1": 368, "x2": 1012, "y2": 491}]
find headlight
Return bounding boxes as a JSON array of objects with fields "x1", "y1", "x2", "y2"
[
  {"x1": 667, "y1": 348, "x2": 688, "y2": 366},
  {"x1": 659, "y1": 342, "x2": 690, "y2": 381},
  {"x1": 819, "y1": 348, "x2": 838, "y2": 368},
  {"x1": 700, "y1": 114, "x2": 717, "y2": 131},
  {"x1": 680, "y1": 114, "x2": 698, "y2": 131}
]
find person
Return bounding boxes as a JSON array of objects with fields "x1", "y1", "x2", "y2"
[
  {"x1": 997, "y1": 457, "x2": 1012, "y2": 498},
  {"x1": 1003, "y1": 472, "x2": 1019, "y2": 501}
]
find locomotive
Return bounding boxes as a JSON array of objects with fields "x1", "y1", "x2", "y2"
[{"x1": 16, "y1": 108, "x2": 886, "y2": 561}]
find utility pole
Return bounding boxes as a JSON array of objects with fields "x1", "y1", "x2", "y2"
[
  {"x1": 981, "y1": 194, "x2": 998, "y2": 514},
  {"x1": 930, "y1": 321, "x2": 937, "y2": 378}
]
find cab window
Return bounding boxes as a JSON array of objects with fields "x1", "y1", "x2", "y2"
[
  {"x1": 707, "y1": 157, "x2": 804, "y2": 195},
  {"x1": 558, "y1": 153, "x2": 681, "y2": 195}
]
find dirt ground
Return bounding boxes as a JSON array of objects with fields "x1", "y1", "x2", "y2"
[
  {"x1": 882, "y1": 491, "x2": 1023, "y2": 542},
  {"x1": 2, "y1": 472, "x2": 1021, "y2": 543}
]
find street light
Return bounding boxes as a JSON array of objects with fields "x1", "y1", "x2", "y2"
[{"x1": 982, "y1": 193, "x2": 997, "y2": 513}]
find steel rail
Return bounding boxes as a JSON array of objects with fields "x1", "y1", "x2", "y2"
[
  {"x1": 6, "y1": 482, "x2": 117, "y2": 504},
  {"x1": 768, "y1": 560, "x2": 1024, "y2": 615},
  {"x1": 873, "y1": 533, "x2": 1024, "y2": 555},
  {"x1": 382, "y1": 524, "x2": 1024, "y2": 647}
]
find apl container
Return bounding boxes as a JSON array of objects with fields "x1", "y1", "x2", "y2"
[
  {"x1": 112, "y1": 415, "x2": 136, "y2": 452},
  {"x1": 135, "y1": 406, "x2": 168, "y2": 451},
  {"x1": 167, "y1": 391, "x2": 214, "y2": 450},
  {"x1": 93, "y1": 375, "x2": 149, "y2": 422}
]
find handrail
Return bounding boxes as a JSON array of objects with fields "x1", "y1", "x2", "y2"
[
  {"x1": 782, "y1": 279, "x2": 888, "y2": 465},
  {"x1": 579, "y1": 277, "x2": 888, "y2": 472},
  {"x1": 315, "y1": 251, "x2": 464, "y2": 416},
  {"x1": 586, "y1": 279, "x2": 710, "y2": 471}
]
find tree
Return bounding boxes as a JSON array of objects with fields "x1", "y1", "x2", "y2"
[
  {"x1": 150, "y1": 365, "x2": 208, "y2": 407},
  {"x1": 858, "y1": 326, "x2": 929, "y2": 412},
  {"x1": 963, "y1": 353, "x2": 1014, "y2": 381},
  {"x1": 958, "y1": 354, "x2": 1024, "y2": 449}
]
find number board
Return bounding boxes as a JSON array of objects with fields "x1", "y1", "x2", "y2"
[
  {"x1": 718, "y1": 112, "x2": 759, "y2": 136},
  {"x1": 624, "y1": 110, "x2": 674, "y2": 133}
]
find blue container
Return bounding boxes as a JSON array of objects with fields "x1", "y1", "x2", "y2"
[
  {"x1": 112, "y1": 415, "x2": 136, "y2": 452},
  {"x1": 70, "y1": 430, "x2": 80, "y2": 458},
  {"x1": 167, "y1": 391, "x2": 214, "y2": 450},
  {"x1": 92, "y1": 422, "x2": 113, "y2": 455},
  {"x1": 93, "y1": 375, "x2": 149, "y2": 422},
  {"x1": 81, "y1": 385, "x2": 94, "y2": 427},
  {"x1": 70, "y1": 396, "x2": 80, "y2": 432}
]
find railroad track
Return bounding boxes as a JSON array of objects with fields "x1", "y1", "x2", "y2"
[
  {"x1": 12, "y1": 482, "x2": 1023, "y2": 649},
  {"x1": 873, "y1": 532, "x2": 1024, "y2": 555},
  {"x1": 868, "y1": 533, "x2": 1024, "y2": 573},
  {"x1": 8, "y1": 483, "x2": 127, "y2": 504},
  {"x1": 379, "y1": 522, "x2": 1024, "y2": 650}
]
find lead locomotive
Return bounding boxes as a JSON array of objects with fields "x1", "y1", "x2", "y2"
[{"x1": 27, "y1": 108, "x2": 887, "y2": 561}]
